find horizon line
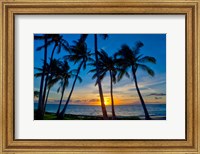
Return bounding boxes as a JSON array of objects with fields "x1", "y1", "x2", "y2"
[{"x1": 34, "y1": 102, "x2": 166, "y2": 106}]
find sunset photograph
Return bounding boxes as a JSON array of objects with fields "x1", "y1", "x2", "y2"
[{"x1": 34, "y1": 34, "x2": 166, "y2": 120}]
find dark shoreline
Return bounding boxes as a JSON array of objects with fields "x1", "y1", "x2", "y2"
[
  {"x1": 43, "y1": 112, "x2": 141, "y2": 120},
  {"x1": 34, "y1": 111, "x2": 166, "y2": 120}
]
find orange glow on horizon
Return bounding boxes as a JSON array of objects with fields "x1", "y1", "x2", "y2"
[
  {"x1": 104, "y1": 97, "x2": 111, "y2": 105},
  {"x1": 96, "y1": 97, "x2": 112, "y2": 106},
  {"x1": 96, "y1": 97, "x2": 122, "y2": 106}
]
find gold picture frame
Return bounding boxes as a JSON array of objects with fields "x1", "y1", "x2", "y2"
[{"x1": 0, "y1": 0, "x2": 199, "y2": 153}]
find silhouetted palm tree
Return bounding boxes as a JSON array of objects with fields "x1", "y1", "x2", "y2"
[
  {"x1": 55, "y1": 60, "x2": 78, "y2": 116},
  {"x1": 35, "y1": 59, "x2": 61, "y2": 114},
  {"x1": 43, "y1": 78, "x2": 57, "y2": 113},
  {"x1": 34, "y1": 34, "x2": 48, "y2": 119},
  {"x1": 89, "y1": 50, "x2": 127, "y2": 119},
  {"x1": 38, "y1": 35, "x2": 69, "y2": 113},
  {"x1": 79, "y1": 34, "x2": 109, "y2": 120},
  {"x1": 115, "y1": 41, "x2": 156, "y2": 120},
  {"x1": 57, "y1": 37, "x2": 91, "y2": 119},
  {"x1": 35, "y1": 34, "x2": 69, "y2": 119}
]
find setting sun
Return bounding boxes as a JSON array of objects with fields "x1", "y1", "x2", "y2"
[{"x1": 104, "y1": 97, "x2": 111, "y2": 105}]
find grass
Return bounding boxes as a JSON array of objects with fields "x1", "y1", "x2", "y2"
[{"x1": 34, "y1": 111, "x2": 141, "y2": 120}]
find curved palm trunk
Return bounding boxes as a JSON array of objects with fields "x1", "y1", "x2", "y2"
[
  {"x1": 94, "y1": 34, "x2": 108, "y2": 120},
  {"x1": 43, "y1": 87, "x2": 51, "y2": 114},
  {"x1": 36, "y1": 35, "x2": 48, "y2": 120},
  {"x1": 58, "y1": 61, "x2": 84, "y2": 119},
  {"x1": 56, "y1": 79, "x2": 66, "y2": 116},
  {"x1": 132, "y1": 67, "x2": 151, "y2": 120},
  {"x1": 41, "y1": 43, "x2": 57, "y2": 114},
  {"x1": 110, "y1": 71, "x2": 116, "y2": 119}
]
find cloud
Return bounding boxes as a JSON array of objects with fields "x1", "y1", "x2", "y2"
[
  {"x1": 72, "y1": 99, "x2": 82, "y2": 103},
  {"x1": 128, "y1": 87, "x2": 146, "y2": 91},
  {"x1": 88, "y1": 99, "x2": 99, "y2": 102},
  {"x1": 155, "y1": 97, "x2": 162, "y2": 99},
  {"x1": 69, "y1": 98, "x2": 99, "y2": 105},
  {"x1": 147, "y1": 93, "x2": 166, "y2": 96}
]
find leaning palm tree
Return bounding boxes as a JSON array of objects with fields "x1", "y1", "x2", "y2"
[
  {"x1": 35, "y1": 34, "x2": 69, "y2": 119},
  {"x1": 36, "y1": 34, "x2": 69, "y2": 114},
  {"x1": 79, "y1": 34, "x2": 109, "y2": 120},
  {"x1": 55, "y1": 60, "x2": 78, "y2": 116},
  {"x1": 89, "y1": 50, "x2": 128, "y2": 119},
  {"x1": 57, "y1": 37, "x2": 91, "y2": 119},
  {"x1": 43, "y1": 77, "x2": 58, "y2": 113},
  {"x1": 115, "y1": 41, "x2": 156, "y2": 120},
  {"x1": 34, "y1": 59, "x2": 62, "y2": 114}
]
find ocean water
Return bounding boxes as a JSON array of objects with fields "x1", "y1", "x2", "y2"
[{"x1": 34, "y1": 103, "x2": 166, "y2": 119}]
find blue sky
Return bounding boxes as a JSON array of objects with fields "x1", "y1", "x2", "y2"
[{"x1": 34, "y1": 34, "x2": 166, "y2": 106}]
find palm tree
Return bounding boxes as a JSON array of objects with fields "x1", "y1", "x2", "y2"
[
  {"x1": 115, "y1": 41, "x2": 156, "y2": 120},
  {"x1": 89, "y1": 50, "x2": 127, "y2": 119},
  {"x1": 38, "y1": 35, "x2": 69, "y2": 113},
  {"x1": 43, "y1": 79, "x2": 55, "y2": 113},
  {"x1": 34, "y1": 59, "x2": 61, "y2": 114},
  {"x1": 57, "y1": 37, "x2": 91, "y2": 119},
  {"x1": 35, "y1": 34, "x2": 69, "y2": 119},
  {"x1": 43, "y1": 75, "x2": 60, "y2": 113},
  {"x1": 79, "y1": 34, "x2": 109, "y2": 120},
  {"x1": 55, "y1": 60, "x2": 78, "y2": 116},
  {"x1": 34, "y1": 34, "x2": 48, "y2": 119}
]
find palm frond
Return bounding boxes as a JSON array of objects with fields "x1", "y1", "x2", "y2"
[
  {"x1": 48, "y1": 77, "x2": 60, "y2": 88},
  {"x1": 88, "y1": 57, "x2": 95, "y2": 62},
  {"x1": 36, "y1": 40, "x2": 54, "y2": 51},
  {"x1": 99, "y1": 72, "x2": 107, "y2": 81},
  {"x1": 34, "y1": 67, "x2": 43, "y2": 71},
  {"x1": 65, "y1": 79, "x2": 69, "y2": 88},
  {"x1": 79, "y1": 34, "x2": 88, "y2": 43},
  {"x1": 138, "y1": 56, "x2": 156, "y2": 64},
  {"x1": 83, "y1": 62, "x2": 87, "y2": 70},
  {"x1": 135, "y1": 41, "x2": 144, "y2": 48},
  {"x1": 92, "y1": 73, "x2": 97, "y2": 80},
  {"x1": 125, "y1": 72, "x2": 130, "y2": 78},
  {"x1": 77, "y1": 76, "x2": 83, "y2": 83},
  {"x1": 57, "y1": 87, "x2": 61, "y2": 93},
  {"x1": 56, "y1": 43, "x2": 61, "y2": 54},
  {"x1": 60, "y1": 40, "x2": 70, "y2": 51},
  {"x1": 34, "y1": 73, "x2": 44, "y2": 77},
  {"x1": 88, "y1": 68, "x2": 96, "y2": 74},
  {"x1": 138, "y1": 64, "x2": 155, "y2": 76},
  {"x1": 111, "y1": 71, "x2": 117, "y2": 84}
]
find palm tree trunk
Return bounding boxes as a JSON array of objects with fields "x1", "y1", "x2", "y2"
[
  {"x1": 41, "y1": 43, "x2": 57, "y2": 115},
  {"x1": 58, "y1": 61, "x2": 84, "y2": 119},
  {"x1": 43, "y1": 87, "x2": 51, "y2": 114},
  {"x1": 110, "y1": 71, "x2": 116, "y2": 119},
  {"x1": 56, "y1": 79, "x2": 66, "y2": 116},
  {"x1": 94, "y1": 34, "x2": 108, "y2": 120},
  {"x1": 36, "y1": 35, "x2": 48, "y2": 120},
  {"x1": 132, "y1": 67, "x2": 151, "y2": 120}
]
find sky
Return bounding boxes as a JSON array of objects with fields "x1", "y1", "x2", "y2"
[{"x1": 34, "y1": 34, "x2": 166, "y2": 106}]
